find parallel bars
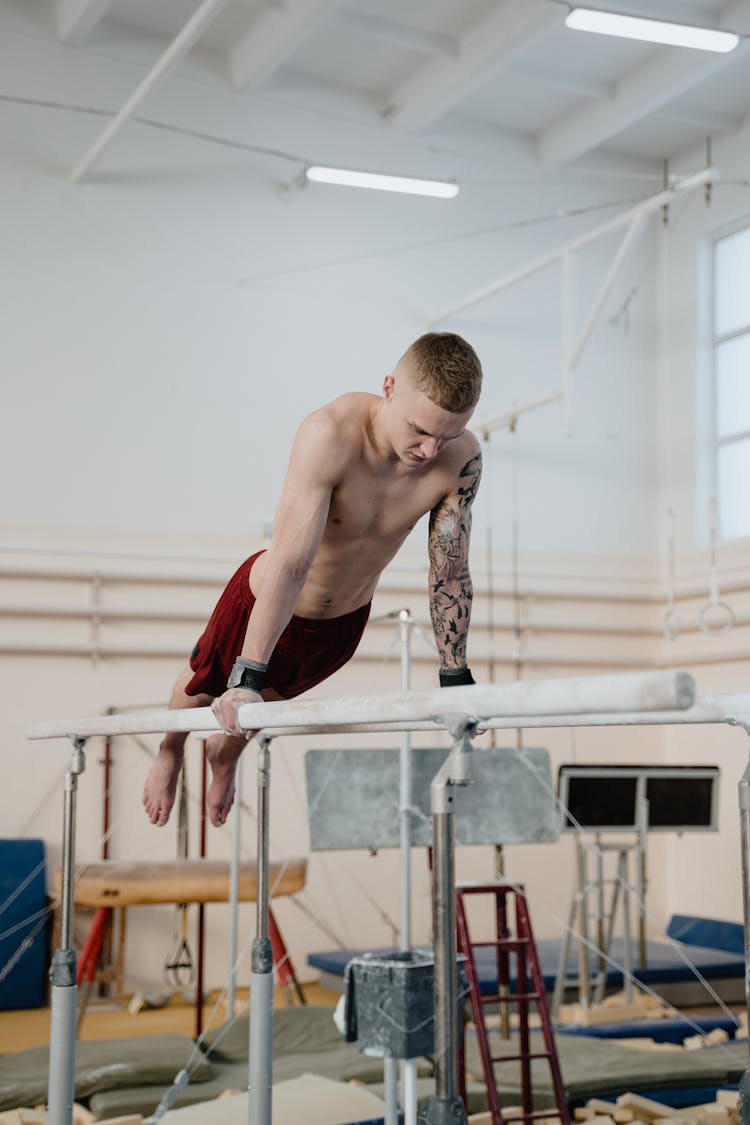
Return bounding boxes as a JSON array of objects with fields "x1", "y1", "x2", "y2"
[{"x1": 25, "y1": 671, "x2": 750, "y2": 1125}]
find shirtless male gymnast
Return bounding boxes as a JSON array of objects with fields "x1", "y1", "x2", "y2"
[{"x1": 143, "y1": 332, "x2": 483, "y2": 829}]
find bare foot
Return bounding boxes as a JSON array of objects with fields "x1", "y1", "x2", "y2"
[
  {"x1": 143, "y1": 738, "x2": 185, "y2": 826},
  {"x1": 205, "y1": 733, "x2": 245, "y2": 827}
]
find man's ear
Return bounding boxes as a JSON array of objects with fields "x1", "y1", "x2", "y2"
[{"x1": 383, "y1": 373, "x2": 395, "y2": 401}]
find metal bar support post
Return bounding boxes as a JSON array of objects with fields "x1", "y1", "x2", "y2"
[
  {"x1": 418, "y1": 719, "x2": 475, "y2": 1125},
  {"x1": 249, "y1": 736, "x2": 274, "y2": 1125},
  {"x1": 398, "y1": 609, "x2": 419, "y2": 1125},
  {"x1": 737, "y1": 728, "x2": 750, "y2": 1119},
  {"x1": 48, "y1": 737, "x2": 86, "y2": 1125},
  {"x1": 636, "y1": 796, "x2": 649, "y2": 971}
]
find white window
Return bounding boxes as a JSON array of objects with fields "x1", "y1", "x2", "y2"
[{"x1": 713, "y1": 223, "x2": 750, "y2": 540}]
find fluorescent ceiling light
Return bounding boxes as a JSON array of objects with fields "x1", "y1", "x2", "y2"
[
  {"x1": 565, "y1": 8, "x2": 739, "y2": 52},
  {"x1": 305, "y1": 166, "x2": 459, "y2": 198}
]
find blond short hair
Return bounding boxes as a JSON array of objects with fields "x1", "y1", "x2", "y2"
[{"x1": 402, "y1": 333, "x2": 482, "y2": 413}]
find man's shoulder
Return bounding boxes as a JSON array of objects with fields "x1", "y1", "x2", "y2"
[
  {"x1": 429, "y1": 430, "x2": 482, "y2": 504},
  {"x1": 303, "y1": 393, "x2": 376, "y2": 442},
  {"x1": 449, "y1": 429, "x2": 482, "y2": 474},
  {"x1": 293, "y1": 394, "x2": 374, "y2": 469},
  {"x1": 321, "y1": 391, "x2": 379, "y2": 419}
]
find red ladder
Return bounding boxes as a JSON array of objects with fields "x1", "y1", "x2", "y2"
[{"x1": 456, "y1": 882, "x2": 570, "y2": 1125}]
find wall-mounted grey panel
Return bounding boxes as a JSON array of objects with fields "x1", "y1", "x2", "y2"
[{"x1": 305, "y1": 746, "x2": 559, "y2": 850}]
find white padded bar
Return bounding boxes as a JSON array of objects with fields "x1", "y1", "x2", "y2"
[
  {"x1": 253, "y1": 691, "x2": 750, "y2": 736},
  {"x1": 27, "y1": 671, "x2": 695, "y2": 741},
  {"x1": 237, "y1": 671, "x2": 695, "y2": 729}
]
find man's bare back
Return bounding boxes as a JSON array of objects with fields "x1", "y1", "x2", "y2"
[{"x1": 143, "y1": 333, "x2": 483, "y2": 829}]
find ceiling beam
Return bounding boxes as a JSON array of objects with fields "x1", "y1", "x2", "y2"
[
  {"x1": 383, "y1": 0, "x2": 564, "y2": 131},
  {"x1": 227, "y1": 0, "x2": 338, "y2": 89},
  {"x1": 507, "y1": 61, "x2": 613, "y2": 101},
  {"x1": 56, "y1": 0, "x2": 115, "y2": 44},
  {"x1": 536, "y1": 2, "x2": 750, "y2": 165},
  {"x1": 658, "y1": 106, "x2": 741, "y2": 132},
  {"x1": 70, "y1": 0, "x2": 229, "y2": 182},
  {"x1": 332, "y1": 9, "x2": 459, "y2": 58}
]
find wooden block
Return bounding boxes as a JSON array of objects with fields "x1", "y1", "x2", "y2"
[
  {"x1": 575, "y1": 1108, "x2": 596, "y2": 1121},
  {"x1": 715, "y1": 1092, "x2": 740, "y2": 1109},
  {"x1": 19, "y1": 1112, "x2": 48, "y2": 1125},
  {"x1": 684, "y1": 1035, "x2": 705, "y2": 1051},
  {"x1": 97, "y1": 1117, "x2": 143, "y2": 1125},
  {"x1": 704, "y1": 1029, "x2": 729, "y2": 1045},
  {"x1": 701, "y1": 1108, "x2": 730, "y2": 1125},
  {"x1": 467, "y1": 1115, "x2": 493, "y2": 1124},
  {"x1": 563, "y1": 1001, "x2": 651, "y2": 1027},
  {"x1": 586, "y1": 1100, "x2": 621, "y2": 1116},
  {"x1": 614, "y1": 1110, "x2": 637, "y2": 1123},
  {"x1": 127, "y1": 990, "x2": 145, "y2": 1015},
  {"x1": 613, "y1": 1038, "x2": 683, "y2": 1052},
  {"x1": 0, "y1": 1113, "x2": 25, "y2": 1125},
  {"x1": 616, "y1": 1093, "x2": 675, "y2": 1118},
  {"x1": 72, "y1": 1103, "x2": 95, "y2": 1124}
]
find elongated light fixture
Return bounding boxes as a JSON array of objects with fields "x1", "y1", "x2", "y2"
[
  {"x1": 305, "y1": 165, "x2": 459, "y2": 198},
  {"x1": 565, "y1": 8, "x2": 739, "y2": 52}
]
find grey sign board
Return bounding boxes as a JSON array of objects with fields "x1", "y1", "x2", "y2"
[{"x1": 305, "y1": 746, "x2": 559, "y2": 850}]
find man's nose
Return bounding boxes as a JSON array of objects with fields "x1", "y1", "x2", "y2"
[{"x1": 420, "y1": 437, "x2": 440, "y2": 459}]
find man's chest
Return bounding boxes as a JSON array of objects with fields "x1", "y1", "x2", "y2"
[{"x1": 327, "y1": 468, "x2": 446, "y2": 542}]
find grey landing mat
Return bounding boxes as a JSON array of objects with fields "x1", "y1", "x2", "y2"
[
  {"x1": 0, "y1": 1033, "x2": 211, "y2": 1112},
  {"x1": 90, "y1": 1007, "x2": 434, "y2": 1120},
  {"x1": 464, "y1": 1029, "x2": 749, "y2": 1108}
]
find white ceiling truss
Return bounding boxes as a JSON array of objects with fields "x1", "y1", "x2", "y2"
[
  {"x1": 382, "y1": 0, "x2": 563, "y2": 131},
  {"x1": 56, "y1": 0, "x2": 115, "y2": 44},
  {"x1": 536, "y1": 3, "x2": 750, "y2": 166},
  {"x1": 227, "y1": 0, "x2": 340, "y2": 89},
  {"x1": 21, "y1": 0, "x2": 750, "y2": 179},
  {"x1": 463, "y1": 169, "x2": 715, "y2": 438}
]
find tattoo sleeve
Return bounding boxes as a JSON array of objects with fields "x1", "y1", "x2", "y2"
[{"x1": 428, "y1": 451, "x2": 482, "y2": 670}]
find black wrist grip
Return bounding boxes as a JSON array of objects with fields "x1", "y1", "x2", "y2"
[{"x1": 439, "y1": 666, "x2": 475, "y2": 687}]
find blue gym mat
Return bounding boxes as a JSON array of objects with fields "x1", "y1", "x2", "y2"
[{"x1": 308, "y1": 936, "x2": 744, "y2": 994}]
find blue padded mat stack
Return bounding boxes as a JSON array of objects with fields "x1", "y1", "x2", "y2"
[
  {"x1": 0, "y1": 839, "x2": 48, "y2": 1011},
  {"x1": 308, "y1": 934, "x2": 744, "y2": 992}
]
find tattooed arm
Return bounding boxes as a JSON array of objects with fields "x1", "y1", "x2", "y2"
[{"x1": 428, "y1": 447, "x2": 482, "y2": 672}]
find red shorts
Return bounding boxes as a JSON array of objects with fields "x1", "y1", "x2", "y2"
[{"x1": 185, "y1": 552, "x2": 371, "y2": 700}]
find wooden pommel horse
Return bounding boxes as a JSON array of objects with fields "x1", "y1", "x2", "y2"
[{"x1": 54, "y1": 858, "x2": 307, "y2": 1004}]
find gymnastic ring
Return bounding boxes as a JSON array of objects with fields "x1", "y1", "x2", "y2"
[
  {"x1": 663, "y1": 605, "x2": 681, "y2": 642},
  {"x1": 698, "y1": 600, "x2": 735, "y2": 636}
]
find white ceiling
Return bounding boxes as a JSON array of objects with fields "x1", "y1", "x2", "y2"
[{"x1": 7, "y1": 0, "x2": 750, "y2": 177}]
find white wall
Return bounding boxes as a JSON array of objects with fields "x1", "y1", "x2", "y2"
[
  {"x1": 1, "y1": 8, "x2": 748, "y2": 1007},
  {"x1": 0, "y1": 5, "x2": 662, "y2": 555}
]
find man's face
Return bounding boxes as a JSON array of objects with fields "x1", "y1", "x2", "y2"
[{"x1": 382, "y1": 363, "x2": 474, "y2": 467}]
